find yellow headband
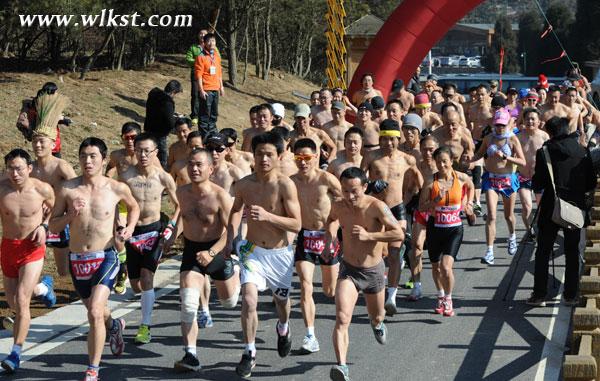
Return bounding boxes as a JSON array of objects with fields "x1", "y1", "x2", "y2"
[
  {"x1": 379, "y1": 130, "x2": 401, "y2": 137},
  {"x1": 415, "y1": 103, "x2": 431, "y2": 109}
]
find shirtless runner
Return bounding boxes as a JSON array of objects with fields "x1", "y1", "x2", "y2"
[
  {"x1": 563, "y1": 86, "x2": 588, "y2": 134},
  {"x1": 351, "y1": 73, "x2": 383, "y2": 106},
  {"x1": 173, "y1": 148, "x2": 241, "y2": 372},
  {"x1": 431, "y1": 110, "x2": 474, "y2": 171},
  {"x1": 0, "y1": 149, "x2": 54, "y2": 374},
  {"x1": 290, "y1": 104, "x2": 337, "y2": 164},
  {"x1": 312, "y1": 88, "x2": 334, "y2": 129},
  {"x1": 242, "y1": 104, "x2": 274, "y2": 152},
  {"x1": 31, "y1": 132, "x2": 76, "y2": 278},
  {"x1": 540, "y1": 86, "x2": 573, "y2": 128},
  {"x1": 470, "y1": 110, "x2": 526, "y2": 265},
  {"x1": 221, "y1": 128, "x2": 254, "y2": 176},
  {"x1": 517, "y1": 108, "x2": 549, "y2": 237},
  {"x1": 223, "y1": 131, "x2": 302, "y2": 378},
  {"x1": 388, "y1": 79, "x2": 415, "y2": 112},
  {"x1": 290, "y1": 138, "x2": 342, "y2": 354},
  {"x1": 119, "y1": 133, "x2": 180, "y2": 345},
  {"x1": 325, "y1": 167, "x2": 404, "y2": 381},
  {"x1": 322, "y1": 101, "x2": 352, "y2": 153},
  {"x1": 167, "y1": 118, "x2": 192, "y2": 170},
  {"x1": 361, "y1": 119, "x2": 415, "y2": 316},
  {"x1": 170, "y1": 131, "x2": 204, "y2": 186},
  {"x1": 399, "y1": 113, "x2": 423, "y2": 160},
  {"x1": 370, "y1": 96, "x2": 387, "y2": 125},
  {"x1": 50, "y1": 138, "x2": 140, "y2": 381},
  {"x1": 328, "y1": 127, "x2": 364, "y2": 178},
  {"x1": 414, "y1": 93, "x2": 443, "y2": 133},
  {"x1": 355, "y1": 102, "x2": 380, "y2": 151},
  {"x1": 205, "y1": 133, "x2": 244, "y2": 195}
]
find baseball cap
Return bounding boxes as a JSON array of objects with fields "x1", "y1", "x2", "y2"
[
  {"x1": 204, "y1": 132, "x2": 227, "y2": 147},
  {"x1": 402, "y1": 113, "x2": 423, "y2": 133},
  {"x1": 518, "y1": 88, "x2": 529, "y2": 99},
  {"x1": 331, "y1": 100, "x2": 346, "y2": 111},
  {"x1": 391, "y1": 79, "x2": 404, "y2": 92},
  {"x1": 488, "y1": 80, "x2": 499, "y2": 87},
  {"x1": 491, "y1": 95, "x2": 506, "y2": 108},
  {"x1": 371, "y1": 96, "x2": 385, "y2": 110},
  {"x1": 427, "y1": 74, "x2": 439, "y2": 81},
  {"x1": 526, "y1": 91, "x2": 539, "y2": 100},
  {"x1": 272, "y1": 103, "x2": 285, "y2": 118},
  {"x1": 379, "y1": 118, "x2": 400, "y2": 131},
  {"x1": 493, "y1": 109, "x2": 510, "y2": 126},
  {"x1": 507, "y1": 87, "x2": 518, "y2": 95},
  {"x1": 414, "y1": 93, "x2": 431, "y2": 108},
  {"x1": 294, "y1": 103, "x2": 311, "y2": 118},
  {"x1": 358, "y1": 101, "x2": 374, "y2": 112}
]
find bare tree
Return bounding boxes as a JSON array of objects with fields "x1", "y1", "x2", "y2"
[{"x1": 261, "y1": 0, "x2": 272, "y2": 80}]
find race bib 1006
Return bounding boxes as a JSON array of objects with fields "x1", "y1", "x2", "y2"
[{"x1": 434, "y1": 205, "x2": 462, "y2": 228}]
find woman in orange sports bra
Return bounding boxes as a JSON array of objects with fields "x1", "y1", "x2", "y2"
[{"x1": 419, "y1": 146, "x2": 474, "y2": 317}]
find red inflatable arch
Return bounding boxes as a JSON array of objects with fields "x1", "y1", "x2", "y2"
[{"x1": 347, "y1": 0, "x2": 484, "y2": 101}]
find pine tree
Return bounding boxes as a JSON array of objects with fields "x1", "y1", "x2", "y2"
[{"x1": 483, "y1": 16, "x2": 519, "y2": 73}]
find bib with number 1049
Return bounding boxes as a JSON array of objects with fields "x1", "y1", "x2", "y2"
[{"x1": 434, "y1": 204, "x2": 462, "y2": 228}]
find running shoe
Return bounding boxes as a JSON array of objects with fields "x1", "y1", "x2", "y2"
[
  {"x1": 197, "y1": 310, "x2": 213, "y2": 328},
  {"x1": 113, "y1": 272, "x2": 127, "y2": 295},
  {"x1": 134, "y1": 324, "x2": 151, "y2": 345},
  {"x1": 384, "y1": 300, "x2": 397, "y2": 316},
  {"x1": 443, "y1": 297, "x2": 455, "y2": 317},
  {"x1": 109, "y1": 318, "x2": 125, "y2": 356},
  {"x1": 371, "y1": 322, "x2": 387, "y2": 344},
  {"x1": 276, "y1": 324, "x2": 292, "y2": 357},
  {"x1": 300, "y1": 334, "x2": 320, "y2": 353},
  {"x1": 330, "y1": 364, "x2": 350, "y2": 381},
  {"x1": 403, "y1": 281, "x2": 414, "y2": 289},
  {"x1": 40, "y1": 275, "x2": 56, "y2": 308},
  {"x1": 481, "y1": 251, "x2": 495, "y2": 265},
  {"x1": 434, "y1": 296, "x2": 445, "y2": 314},
  {"x1": 236, "y1": 352, "x2": 256, "y2": 378},
  {"x1": 174, "y1": 351, "x2": 201, "y2": 372},
  {"x1": 525, "y1": 294, "x2": 546, "y2": 307},
  {"x1": 473, "y1": 203, "x2": 483, "y2": 217},
  {"x1": 508, "y1": 237, "x2": 518, "y2": 256},
  {"x1": 83, "y1": 368, "x2": 99, "y2": 381},
  {"x1": 1, "y1": 351, "x2": 19, "y2": 373},
  {"x1": 407, "y1": 286, "x2": 422, "y2": 301},
  {"x1": 2, "y1": 315, "x2": 15, "y2": 332}
]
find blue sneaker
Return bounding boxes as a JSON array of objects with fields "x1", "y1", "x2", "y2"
[
  {"x1": 1, "y1": 351, "x2": 20, "y2": 373},
  {"x1": 40, "y1": 275, "x2": 56, "y2": 308},
  {"x1": 197, "y1": 311, "x2": 213, "y2": 328}
]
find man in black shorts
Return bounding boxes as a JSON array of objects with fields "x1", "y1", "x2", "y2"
[
  {"x1": 290, "y1": 138, "x2": 342, "y2": 353},
  {"x1": 173, "y1": 148, "x2": 240, "y2": 371}
]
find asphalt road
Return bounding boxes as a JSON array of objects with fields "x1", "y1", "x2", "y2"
[{"x1": 0, "y1": 201, "x2": 574, "y2": 381}]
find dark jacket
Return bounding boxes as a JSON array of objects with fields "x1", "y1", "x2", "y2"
[
  {"x1": 144, "y1": 88, "x2": 175, "y2": 137},
  {"x1": 532, "y1": 132, "x2": 596, "y2": 224}
]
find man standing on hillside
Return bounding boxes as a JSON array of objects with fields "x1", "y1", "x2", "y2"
[
  {"x1": 195, "y1": 33, "x2": 224, "y2": 138},
  {"x1": 186, "y1": 29, "x2": 208, "y2": 126},
  {"x1": 144, "y1": 80, "x2": 183, "y2": 170}
]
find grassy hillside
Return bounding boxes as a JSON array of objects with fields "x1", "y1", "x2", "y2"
[{"x1": 0, "y1": 55, "x2": 318, "y2": 166}]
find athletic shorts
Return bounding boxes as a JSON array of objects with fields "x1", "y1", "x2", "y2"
[
  {"x1": 237, "y1": 240, "x2": 294, "y2": 299},
  {"x1": 482, "y1": 172, "x2": 519, "y2": 198},
  {"x1": 294, "y1": 229, "x2": 340, "y2": 266},
  {"x1": 414, "y1": 210, "x2": 430, "y2": 226},
  {"x1": 125, "y1": 220, "x2": 164, "y2": 279},
  {"x1": 180, "y1": 238, "x2": 236, "y2": 281},
  {"x1": 46, "y1": 225, "x2": 70, "y2": 249},
  {"x1": 518, "y1": 173, "x2": 532, "y2": 190},
  {"x1": 425, "y1": 217, "x2": 463, "y2": 263},
  {"x1": 338, "y1": 260, "x2": 385, "y2": 294},
  {"x1": 390, "y1": 203, "x2": 407, "y2": 222},
  {"x1": 70, "y1": 247, "x2": 119, "y2": 299},
  {"x1": 1, "y1": 238, "x2": 46, "y2": 278},
  {"x1": 471, "y1": 165, "x2": 482, "y2": 189}
]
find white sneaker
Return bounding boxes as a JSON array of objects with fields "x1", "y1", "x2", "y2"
[
  {"x1": 384, "y1": 299, "x2": 397, "y2": 316},
  {"x1": 300, "y1": 334, "x2": 320, "y2": 353},
  {"x1": 407, "y1": 286, "x2": 422, "y2": 301},
  {"x1": 508, "y1": 237, "x2": 518, "y2": 256},
  {"x1": 481, "y1": 251, "x2": 495, "y2": 265}
]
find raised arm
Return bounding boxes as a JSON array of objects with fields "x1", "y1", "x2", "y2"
[
  {"x1": 115, "y1": 182, "x2": 140, "y2": 242},
  {"x1": 318, "y1": 129, "x2": 337, "y2": 160}
]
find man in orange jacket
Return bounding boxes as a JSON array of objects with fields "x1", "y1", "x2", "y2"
[{"x1": 195, "y1": 33, "x2": 224, "y2": 137}]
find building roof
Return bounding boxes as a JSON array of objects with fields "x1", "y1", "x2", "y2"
[
  {"x1": 345, "y1": 14, "x2": 384, "y2": 37},
  {"x1": 456, "y1": 23, "x2": 519, "y2": 32}
]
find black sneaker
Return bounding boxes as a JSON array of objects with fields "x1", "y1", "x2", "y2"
[
  {"x1": 236, "y1": 353, "x2": 256, "y2": 378},
  {"x1": 525, "y1": 294, "x2": 546, "y2": 307},
  {"x1": 276, "y1": 326, "x2": 292, "y2": 358},
  {"x1": 174, "y1": 351, "x2": 201, "y2": 372}
]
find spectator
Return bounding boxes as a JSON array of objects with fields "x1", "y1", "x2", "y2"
[
  {"x1": 195, "y1": 32, "x2": 224, "y2": 137},
  {"x1": 527, "y1": 117, "x2": 596, "y2": 307},
  {"x1": 185, "y1": 28, "x2": 208, "y2": 126},
  {"x1": 144, "y1": 79, "x2": 182, "y2": 169},
  {"x1": 407, "y1": 66, "x2": 422, "y2": 94}
]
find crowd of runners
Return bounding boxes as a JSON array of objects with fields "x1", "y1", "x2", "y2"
[{"x1": 1, "y1": 50, "x2": 600, "y2": 381}]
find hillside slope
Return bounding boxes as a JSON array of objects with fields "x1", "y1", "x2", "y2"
[{"x1": 0, "y1": 55, "x2": 318, "y2": 165}]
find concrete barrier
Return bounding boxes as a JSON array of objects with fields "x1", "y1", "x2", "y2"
[{"x1": 564, "y1": 334, "x2": 597, "y2": 381}]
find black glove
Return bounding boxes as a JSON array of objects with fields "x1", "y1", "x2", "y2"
[{"x1": 366, "y1": 179, "x2": 388, "y2": 195}]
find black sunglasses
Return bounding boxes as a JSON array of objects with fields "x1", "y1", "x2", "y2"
[{"x1": 207, "y1": 145, "x2": 226, "y2": 153}]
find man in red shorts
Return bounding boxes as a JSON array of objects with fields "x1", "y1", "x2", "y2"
[{"x1": 0, "y1": 149, "x2": 55, "y2": 373}]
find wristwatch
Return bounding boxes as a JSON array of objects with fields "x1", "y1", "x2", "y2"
[
  {"x1": 40, "y1": 223, "x2": 49, "y2": 232},
  {"x1": 208, "y1": 249, "x2": 216, "y2": 257}
]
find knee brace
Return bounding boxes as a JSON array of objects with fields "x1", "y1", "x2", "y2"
[
  {"x1": 220, "y1": 286, "x2": 241, "y2": 309},
  {"x1": 180, "y1": 288, "x2": 200, "y2": 324}
]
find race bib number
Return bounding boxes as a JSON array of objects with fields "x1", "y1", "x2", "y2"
[
  {"x1": 46, "y1": 231, "x2": 61, "y2": 243},
  {"x1": 434, "y1": 205, "x2": 462, "y2": 228},
  {"x1": 129, "y1": 231, "x2": 159, "y2": 253},
  {"x1": 303, "y1": 230, "x2": 326, "y2": 255},
  {"x1": 209, "y1": 66, "x2": 216, "y2": 75},
  {"x1": 70, "y1": 251, "x2": 105, "y2": 280},
  {"x1": 489, "y1": 175, "x2": 511, "y2": 190}
]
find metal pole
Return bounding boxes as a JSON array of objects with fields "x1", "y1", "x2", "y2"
[{"x1": 428, "y1": 50, "x2": 433, "y2": 75}]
